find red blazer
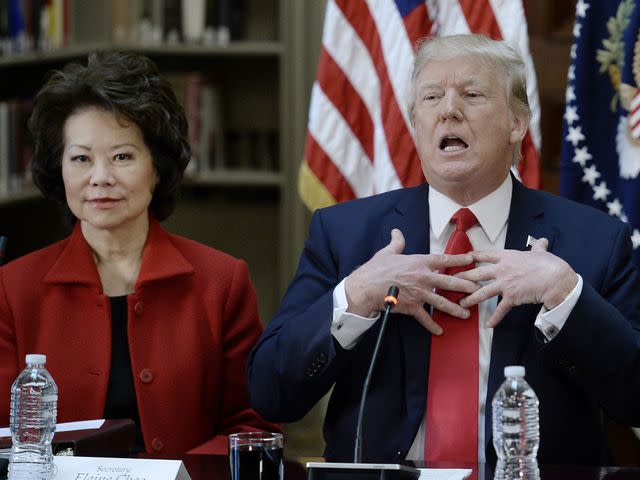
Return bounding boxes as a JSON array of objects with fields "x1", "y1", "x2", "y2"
[{"x1": 0, "y1": 219, "x2": 277, "y2": 454}]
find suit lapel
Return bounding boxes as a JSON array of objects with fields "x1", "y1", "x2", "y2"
[
  {"x1": 379, "y1": 185, "x2": 432, "y2": 447},
  {"x1": 485, "y1": 177, "x2": 554, "y2": 452},
  {"x1": 378, "y1": 185, "x2": 430, "y2": 255}
]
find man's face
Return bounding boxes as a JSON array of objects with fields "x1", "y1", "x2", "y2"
[{"x1": 411, "y1": 55, "x2": 527, "y2": 205}]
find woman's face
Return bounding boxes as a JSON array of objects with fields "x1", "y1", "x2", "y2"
[{"x1": 61, "y1": 107, "x2": 158, "y2": 233}]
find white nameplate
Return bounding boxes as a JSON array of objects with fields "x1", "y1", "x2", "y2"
[
  {"x1": 53, "y1": 456, "x2": 191, "y2": 480},
  {"x1": 0, "y1": 419, "x2": 106, "y2": 438}
]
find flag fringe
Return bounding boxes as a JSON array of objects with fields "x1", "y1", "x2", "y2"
[{"x1": 298, "y1": 162, "x2": 337, "y2": 212}]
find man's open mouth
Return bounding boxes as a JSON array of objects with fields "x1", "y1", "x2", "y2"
[{"x1": 439, "y1": 135, "x2": 469, "y2": 152}]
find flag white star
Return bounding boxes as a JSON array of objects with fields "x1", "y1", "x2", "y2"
[
  {"x1": 582, "y1": 165, "x2": 600, "y2": 185},
  {"x1": 566, "y1": 125, "x2": 585, "y2": 146},
  {"x1": 564, "y1": 105, "x2": 579, "y2": 125},
  {"x1": 573, "y1": 146, "x2": 592, "y2": 166},
  {"x1": 632, "y1": 229, "x2": 640, "y2": 249},
  {"x1": 592, "y1": 181, "x2": 611, "y2": 201},
  {"x1": 566, "y1": 85, "x2": 576, "y2": 103},
  {"x1": 568, "y1": 65, "x2": 576, "y2": 81},
  {"x1": 573, "y1": 22, "x2": 582, "y2": 38},
  {"x1": 571, "y1": 44, "x2": 577, "y2": 59},
  {"x1": 621, "y1": 214, "x2": 629, "y2": 223},
  {"x1": 606, "y1": 198, "x2": 623, "y2": 217},
  {"x1": 576, "y1": 0, "x2": 590, "y2": 18}
]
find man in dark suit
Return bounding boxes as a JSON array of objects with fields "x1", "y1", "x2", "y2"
[{"x1": 248, "y1": 34, "x2": 640, "y2": 465}]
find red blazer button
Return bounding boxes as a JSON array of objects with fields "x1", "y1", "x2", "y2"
[
  {"x1": 139, "y1": 369, "x2": 154, "y2": 384},
  {"x1": 134, "y1": 302, "x2": 144, "y2": 315},
  {"x1": 151, "y1": 437, "x2": 164, "y2": 451}
]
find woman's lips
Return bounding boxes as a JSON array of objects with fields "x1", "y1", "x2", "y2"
[{"x1": 87, "y1": 198, "x2": 122, "y2": 208}]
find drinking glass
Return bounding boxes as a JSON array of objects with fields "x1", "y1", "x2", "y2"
[{"x1": 229, "y1": 432, "x2": 284, "y2": 480}]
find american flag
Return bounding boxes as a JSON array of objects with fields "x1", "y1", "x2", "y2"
[
  {"x1": 560, "y1": 0, "x2": 640, "y2": 265},
  {"x1": 299, "y1": 0, "x2": 541, "y2": 211}
]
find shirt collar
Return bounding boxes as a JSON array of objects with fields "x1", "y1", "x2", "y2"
[{"x1": 429, "y1": 174, "x2": 512, "y2": 243}]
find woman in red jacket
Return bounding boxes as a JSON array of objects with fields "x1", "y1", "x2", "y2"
[{"x1": 0, "y1": 51, "x2": 277, "y2": 455}]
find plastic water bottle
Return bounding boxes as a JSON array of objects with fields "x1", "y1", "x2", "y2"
[
  {"x1": 492, "y1": 365, "x2": 539, "y2": 480},
  {"x1": 8, "y1": 354, "x2": 58, "y2": 480}
]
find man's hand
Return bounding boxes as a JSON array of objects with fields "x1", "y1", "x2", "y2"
[
  {"x1": 344, "y1": 228, "x2": 480, "y2": 335},
  {"x1": 456, "y1": 238, "x2": 579, "y2": 327}
]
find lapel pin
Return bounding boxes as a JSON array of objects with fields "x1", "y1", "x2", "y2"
[{"x1": 526, "y1": 235, "x2": 537, "y2": 248}]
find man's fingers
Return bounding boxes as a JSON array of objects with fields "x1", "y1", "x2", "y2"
[
  {"x1": 459, "y1": 283, "x2": 501, "y2": 308},
  {"x1": 431, "y1": 272, "x2": 480, "y2": 294},
  {"x1": 413, "y1": 308, "x2": 443, "y2": 336},
  {"x1": 455, "y1": 265, "x2": 494, "y2": 283},
  {"x1": 426, "y1": 292, "x2": 471, "y2": 320},
  {"x1": 531, "y1": 237, "x2": 549, "y2": 252},
  {"x1": 385, "y1": 228, "x2": 406, "y2": 255},
  {"x1": 427, "y1": 253, "x2": 474, "y2": 270},
  {"x1": 486, "y1": 298, "x2": 513, "y2": 328},
  {"x1": 468, "y1": 251, "x2": 501, "y2": 263}
]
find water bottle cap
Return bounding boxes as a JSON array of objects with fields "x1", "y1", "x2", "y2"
[
  {"x1": 504, "y1": 365, "x2": 525, "y2": 377},
  {"x1": 25, "y1": 354, "x2": 46, "y2": 365}
]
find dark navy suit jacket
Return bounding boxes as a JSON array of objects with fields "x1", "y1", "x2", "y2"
[{"x1": 248, "y1": 179, "x2": 640, "y2": 464}]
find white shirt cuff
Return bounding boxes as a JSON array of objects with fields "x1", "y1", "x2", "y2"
[
  {"x1": 534, "y1": 274, "x2": 583, "y2": 341},
  {"x1": 331, "y1": 278, "x2": 380, "y2": 350}
]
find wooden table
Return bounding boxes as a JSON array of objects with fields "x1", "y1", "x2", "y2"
[{"x1": 175, "y1": 455, "x2": 640, "y2": 480}]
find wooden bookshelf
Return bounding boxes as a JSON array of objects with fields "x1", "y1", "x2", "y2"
[
  {"x1": 0, "y1": 188, "x2": 41, "y2": 206},
  {"x1": 0, "y1": 42, "x2": 284, "y2": 69},
  {"x1": 184, "y1": 170, "x2": 284, "y2": 189}
]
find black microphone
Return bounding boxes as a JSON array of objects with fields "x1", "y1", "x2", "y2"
[
  {"x1": 307, "y1": 286, "x2": 419, "y2": 480},
  {"x1": 354, "y1": 286, "x2": 399, "y2": 462}
]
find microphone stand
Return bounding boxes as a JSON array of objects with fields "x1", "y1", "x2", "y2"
[
  {"x1": 354, "y1": 286, "x2": 399, "y2": 462},
  {"x1": 307, "y1": 286, "x2": 420, "y2": 480}
]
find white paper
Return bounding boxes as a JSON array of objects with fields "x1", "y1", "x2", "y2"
[
  {"x1": 53, "y1": 456, "x2": 191, "y2": 480},
  {"x1": 418, "y1": 468, "x2": 472, "y2": 480},
  {"x1": 0, "y1": 419, "x2": 105, "y2": 438}
]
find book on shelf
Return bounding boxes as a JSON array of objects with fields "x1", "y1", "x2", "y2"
[
  {"x1": 163, "y1": 0, "x2": 181, "y2": 45},
  {"x1": 181, "y1": 0, "x2": 204, "y2": 44},
  {"x1": 0, "y1": 102, "x2": 8, "y2": 195},
  {"x1": 0, "y1": 2, "x2": 9, "y2": 56},
  {"x1": 184, "y1": 72, "x2": 203, "y2": 175},
  {"x1": 199, "y1": 80, "x2": 225, "y2": 172},
  {"x1": 179, "y1": 72, "x2": 225, "y2": 175},
  {"x1": 224, "y1": 128, "x2": 278, "y2": 172},
  {"x1": 0, "y1": 99, "x2": 34, "y2": 197}
]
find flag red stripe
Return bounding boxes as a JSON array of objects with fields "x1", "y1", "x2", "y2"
[
  {"x1": 335, "y1": 0, "x2": 424, "y2": 187},
  {"x1": 403, "y1": 3, "x2": 433, "y2": 52},
  {"x1": 459, "y1": 0, "x2": 503, "y2": 38},
  {"x1": 316, "y1": 47, "x2": 375, "y2": 161},
  {"x1": 305, "y1": 132, "x2": 357, "y2": 202},
  {"x1": 519, "y1": 132, "x2": 541, "y2": 188}
]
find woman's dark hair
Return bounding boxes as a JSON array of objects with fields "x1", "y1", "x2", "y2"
[{"x1": 29, "y1": 50, "x2": 191, "y2": 221}]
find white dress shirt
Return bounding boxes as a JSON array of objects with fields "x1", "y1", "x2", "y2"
[{"x1": 330, "y1": 175, "x2": 583, "y2": 462}]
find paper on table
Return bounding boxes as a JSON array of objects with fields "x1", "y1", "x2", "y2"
[
  {"x1": 0, "y1": 419, "x2": 105, "y2": 438},
  {"x1": 418, "y1": 468, "x2": 472, "y2": 480}
]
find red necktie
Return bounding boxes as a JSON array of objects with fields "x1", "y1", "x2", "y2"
[{"x1": 424, "y1": 208, "x2": 479, "y2": 462}]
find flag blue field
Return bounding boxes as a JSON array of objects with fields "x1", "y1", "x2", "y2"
[{"x1": 560, "y1": 0, "x2": 640, "y2": 265}]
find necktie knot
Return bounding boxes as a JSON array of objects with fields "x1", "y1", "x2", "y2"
[{"x1": 452, "y1": 208, "x2": 478, "y2": 233}]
